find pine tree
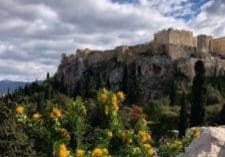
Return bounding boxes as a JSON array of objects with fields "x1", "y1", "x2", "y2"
[
  {"x1": 190, "y1": 60, "x2": 207, "y2": 126},
  {"x1": 0, "y1": 101, "x2": 37, "y2": 156},
  {"x1": 179, "y1": 92, "x2": 189, "y2": 137}
]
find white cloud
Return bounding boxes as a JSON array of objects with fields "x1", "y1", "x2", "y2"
[
  {"x1": 0, "y1": 0, "x2": 224, "y2": 81},
  {"x1": 189, "y1": 0, "x2": 225, "y2": 36}
]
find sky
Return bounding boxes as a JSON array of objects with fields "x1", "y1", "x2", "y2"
[{"x1": 0, "y1": 0, "x2": 225, "y2": 81}]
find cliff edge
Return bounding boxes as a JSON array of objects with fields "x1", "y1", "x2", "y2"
[{"x1": 54, "y1": 28, "x2": 225, "y2": 104}]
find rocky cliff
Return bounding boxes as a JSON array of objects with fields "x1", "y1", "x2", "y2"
[{"x1": 54, "y1": 28, "x2": 225, "y2": 104}]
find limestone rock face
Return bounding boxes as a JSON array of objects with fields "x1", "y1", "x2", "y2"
[
  {"x1": 54, "y1": 30, "x2": 225, "y2": 104},
  {"x1": 179, "y1": 127, "x2": 225, "y2": 157}
]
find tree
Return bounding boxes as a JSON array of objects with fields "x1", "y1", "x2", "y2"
[
  {"x1": 0, "y1": 101, "x2": 37, "y2": 156},
  {"x1": 178, "y1": 92, "x2": 189, "y2": 137},
  {"x1": 127, "y1": 63, "x2": 141, "y2": 104},
  {"x1": 218, "y1": 103, "x2": 225, "y2": 124},
  {"x1": 190, "y1": 60, "x2": 207, "y2": 126},
  {"x1": 46, "y1": 72, "x2": 50, "y2": 81}
]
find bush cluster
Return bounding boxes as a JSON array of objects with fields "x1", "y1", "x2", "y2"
[{"x1": 15, "y1": 88, "x2": 155, "y2": 157}]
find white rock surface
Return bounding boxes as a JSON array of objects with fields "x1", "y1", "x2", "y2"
[{"x1": 179, "y1": 127, "x2": 225, "y2": 157}]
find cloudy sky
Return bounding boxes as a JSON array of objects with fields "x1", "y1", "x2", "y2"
[{"x1": 0, "y1": 0, "x2": 225, "y2": 81}]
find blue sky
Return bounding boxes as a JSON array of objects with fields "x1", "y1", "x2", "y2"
[{"x1": 0, "y1": 0, "x2": 225, "y2": 81}]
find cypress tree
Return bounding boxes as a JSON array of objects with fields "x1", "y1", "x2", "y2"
[
  {"x1": 127, "y1": 62, "x2": 141, "y2": 104},
  {"x1": 179, "y1": 92, "x2": 189, "y2": 137},
  {"x1": 190, "y1": 60, "x2": 207, "y2": 126}
]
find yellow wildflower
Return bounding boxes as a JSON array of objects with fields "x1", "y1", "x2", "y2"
[
  {"x1": 91, "y1": 148, "x2": 109, "y2": 157},
  {"x1": 147, "y1": 148, "x2": 154, "y2": 157},
  {"x1": 98, "y1": 93, "x2": 108, "y2": 104},
  {"x1": 192, "y1": 128, "x2": 201, "y2": 138},
  {"x1": 116, "y1": 91, "x2": 125, "y2": 102},
  {"x1": 143, "y1": 144, "x2": 152, "y2": 149},
  {"x1": 113, "y1": 103, "x2": 119, "y2": 112},
  {"x1": 138, "y1": 131, "x2": 151, "y2": 143},
  {"x1": 57, "y1": 144, "x2": 68, "y2": 157},
  {"x1": 111, "y1": 94, "x2": 118, "y2": 105},
  {"x1": 102, "y1": 148, "x2": 109, "y2": 155},
  {"x1": 107, "y1": 131, "x2": 113, "y2": 138},
  {"x1": 143, "y1": 144, "x2": 154, "y2": 156},
  {"x1": 32, "y1": 113, "x2": 41, "y2": 120},
  {"x1": 16, "y1": 105, "x2": 24, "y2": 114},
  {"x1": 112, "y1": 94, "x2": 119, "y2": 112},
  {"x1": 52, "y1": 107, "x2": 62, "y2": 119},
  {"x1": 75, "y1": 149, "x2": 85, "y2": 157},
  {"x1": 91, "y1": 148, "x2": 103, "y2": 157}
]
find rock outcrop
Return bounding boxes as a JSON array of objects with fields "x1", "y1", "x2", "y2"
[
  {"x1": 179, "y1": 127, "x2": 225, "y2": 157},
  {"x1": 54, "y1": 28, "x2": 225, "y2": 104}
]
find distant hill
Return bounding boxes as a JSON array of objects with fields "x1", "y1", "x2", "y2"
[{"x1": 0, "y1": 80, "x2": 27, "y2": 94}]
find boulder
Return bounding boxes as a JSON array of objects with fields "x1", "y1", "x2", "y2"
[{"x1": 179, "y1": 127, "x2": 225, "y2": 157}]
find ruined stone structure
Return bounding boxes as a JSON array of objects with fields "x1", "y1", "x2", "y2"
[
  {"x1": 55, "y1": 28, "x2": 225, "y2": 103},
  {"x1": 210, "y1": 37, "x2": 225, "y2": 57},
  {"x1": 154, "y1": 28, "x2": 196, "y2": 47},
  {"x1": 153, "y1": 28, "x2": 225, "y2": 58}
]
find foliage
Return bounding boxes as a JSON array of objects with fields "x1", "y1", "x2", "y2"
[
  {"x1": 159, "y1": 127, "x2": 201, "y2": 157},
  {"x1": 206, "y1": 85, "x2": 223, "y2": 105},
  {"x1": 0, "y1": 101, "x2": 37, "y2": 156},
  {"x1": 146, "y1": 97, "x2": 180, "y2": 139},
  {"x1": 15, "y1": 88, "x2": 155, "y2": 157},
  {"x1": 190, "y1": 60, "x2": 207, "y2": 126},
  {"x1": 178, "y1": 92, "x2": 190, "y2": 137}
]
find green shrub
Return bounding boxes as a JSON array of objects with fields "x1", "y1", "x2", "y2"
[
  {"x1": 15, "y1": 89, "x2": 155, "y2": 157},
  {"x1": 206, "y1": 86, "x2": 223, "y2": 105}
]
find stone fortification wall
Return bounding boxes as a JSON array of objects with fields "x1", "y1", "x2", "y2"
[
  {"x1": 168, "y1": 29, "x2": 195, "y2": 47},
  {"x1": 197, "y1": 35, "x2": 212, "y2": 54},
  {"x1": 165, "y1": 44, "x2": 195, "y2": 59},
  {"x1": 154, "y1": 30, "x2": 169, "y2": 45},
  {"x1": 210, "y1": 37, "x2": 225, "y2": 56},
  {"x1": 154, "y1": 29, "x2": 195, "y2": 47}
]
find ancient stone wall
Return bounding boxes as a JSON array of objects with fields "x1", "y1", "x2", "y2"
[
  {"x1": 168, "y1": 29, "x2": 195, "y2": 47},
  {"x1": 197, "y1": 35, "x2": 213, "y2": 54},
  {"x1": 210, "y1": 37, "x2": 225, "y2": 56},
  {"x1": 165, "y1": 44, "x2": 195, "y2": 59},
  {"x1": 154, "y1": 30, "x2": 169, "y2": 45},
  {"x1": 154, "y1": 29, "x2": 195, "y2": 47}
]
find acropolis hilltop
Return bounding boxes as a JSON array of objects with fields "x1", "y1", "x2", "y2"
[
  {"x1": 56, "y1": 28, "x2": 225, "y2": 102},
  {"x1": 60, "y1": 28, "x2": 225, "y2": 65}
]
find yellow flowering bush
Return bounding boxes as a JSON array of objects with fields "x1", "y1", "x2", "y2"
[
  {"x1": 75, "y1": 149, "x2": 85, "y2": 157},
  {"x1": 142, "y1": 144, "x2": 155, "y2": 157},
  {"x1": 138, "y1": 130, "x2": 151, "y2": 143},
  {"x1": 15, "y1": 89, "x2": 156, "y2": 157},
  {"x1": 51, "y1": 107, "x2": 62, "y2": 119},
  {"x1": 16, "y1": 105, "x2": 24, "y2": 114},
  {"x1": 15, "y1": 105, "x2": 28, "y2": 124},
  {"x1": 116, "y1": 91, "x2": 125, "y2": 102},
  {"x1": 159, "y1": 127, "x2": 202, "y2": 157},
  {"x1": 91, "y1": 148, "x2": 109, "y2": 157},
  {"x1": 106, "y1": 131, "x2": 113, "y2": 138},
  {"x1": 57, "y1": 144, "x2": 69, "y2": 157},
  {"x1": 159, "y1": 139, "x2": 183, "y2": 157},
  {"x1": 32, "y1": 113, "x2": 41, "y2": 120}
]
